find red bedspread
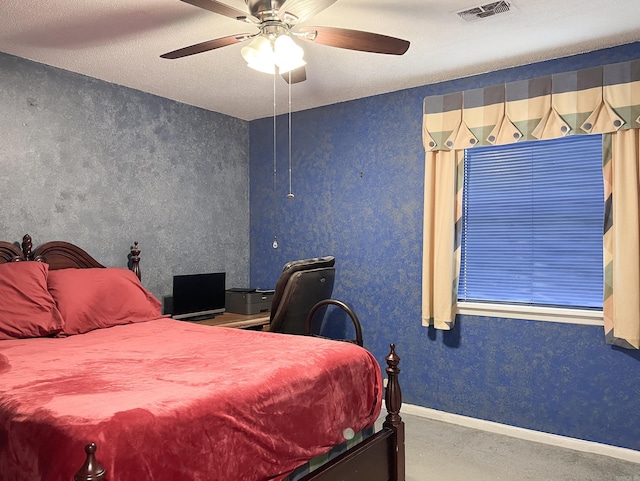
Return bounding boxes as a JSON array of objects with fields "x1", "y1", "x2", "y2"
[{"x1": 0, "y1": 318, "x2": 382, "y2": 481}]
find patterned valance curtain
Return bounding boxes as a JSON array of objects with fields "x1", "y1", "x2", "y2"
[{"x1": 421, "y1": 60, "x2": 640, "y2": 349}]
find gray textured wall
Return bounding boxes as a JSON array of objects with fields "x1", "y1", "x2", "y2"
[{"x1": 0, "y1": 52, "x2": 250, "y2": 300}]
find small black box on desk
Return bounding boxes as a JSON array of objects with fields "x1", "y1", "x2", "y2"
[{"x1": 225, "y1": 288, "x2": 274, "y2": 315}]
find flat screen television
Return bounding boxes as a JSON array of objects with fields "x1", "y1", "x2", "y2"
[{"x1": 172, "y1": 272, "x2": 226, "y2": 320}]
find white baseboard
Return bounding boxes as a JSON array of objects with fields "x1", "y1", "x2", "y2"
[{"x1": 396, "y1": 403, "x2": 640, "y2": 465}]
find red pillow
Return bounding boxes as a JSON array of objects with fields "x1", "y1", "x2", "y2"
[
  {"x1": 47, "y1": 268, "x2": 162, "y2": 335},
  {"x1": 0, "y1": 261, "x2": 65, "y2": 340}
]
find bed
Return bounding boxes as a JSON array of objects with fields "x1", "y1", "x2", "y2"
[{"x1": 0, "y1": 234, "x2": 405, "y2": 481}]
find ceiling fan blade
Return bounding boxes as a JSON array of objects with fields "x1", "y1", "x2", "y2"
[
  {"x1": 277, "y1": 0, "x2": 337, "y2": 24},
  {"x1": 161, "y1": 33, "x2": 252, "y2": 59},
  {"x1": 179, "y1": 0, "x2": 259, "y2": 23},
  {"x1": 281, "y1": 66, "x2": 307, "y2": 84},
  {"x1": 297, "y1": 26, "x2": 409, "y2": 55}
]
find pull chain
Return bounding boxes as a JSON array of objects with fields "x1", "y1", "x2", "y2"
[
  {"x1": 287, "y1": 69, "x2": 294, "y2": 200},
  {"x1": 272, "y1": 71, "x2": 279, "y2": 249}
]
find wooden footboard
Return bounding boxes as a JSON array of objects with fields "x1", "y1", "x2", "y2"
[
  {"x1": 74, "y1": 344, "x2": 404, "y2": 481},
  {"x1": 299, "y1": 344, "x2": 405, "y2": 481}
]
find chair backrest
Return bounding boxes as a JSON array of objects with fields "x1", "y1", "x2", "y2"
[{"x1": 269, "y1": 256, "x2": 335, "y2": 335}]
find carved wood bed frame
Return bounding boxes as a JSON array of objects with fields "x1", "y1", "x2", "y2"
[{"x1": 0, "y1": 234, "x2": 405, "y2": 481}]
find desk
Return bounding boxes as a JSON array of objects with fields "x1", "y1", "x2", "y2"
[{"x1": 189, "y1": 311, "x2": 271, "y2": 330}]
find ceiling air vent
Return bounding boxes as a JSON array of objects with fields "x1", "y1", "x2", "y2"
[{"x1": 456, "y1": 1, "x2": 514, "y2": 22}]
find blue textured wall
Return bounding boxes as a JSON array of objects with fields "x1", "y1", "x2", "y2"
[
  {"x1": 250, "y1": 42, "x2": 640, "y2": 451},
  {"x1": 0, "y1": 52, "x2": 250, "y2": 300}
]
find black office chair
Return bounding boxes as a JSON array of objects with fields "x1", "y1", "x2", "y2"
[{"x1": 268, "y1": 256, "x2": 336, "y2": 336}]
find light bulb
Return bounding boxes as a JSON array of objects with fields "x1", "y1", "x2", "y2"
[
  {"x1": 274, "y1": 35, "x2": 305, "y2": 74},
  {"x1": 242, "y1": 36, "x2": 276, "y2": 74}
]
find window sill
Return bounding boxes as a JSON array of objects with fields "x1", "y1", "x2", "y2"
[{"x1": 456, "y1": 302, "x2": 604, "y2": 326}]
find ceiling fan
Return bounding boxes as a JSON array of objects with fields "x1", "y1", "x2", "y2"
[{"x1": 160, "y1": 0, "x2": 410, "y2": 83}]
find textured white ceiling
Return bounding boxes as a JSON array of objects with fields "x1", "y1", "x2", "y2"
[{"x1": 1, "y1": 0, "x2": 639, "y2": 121}]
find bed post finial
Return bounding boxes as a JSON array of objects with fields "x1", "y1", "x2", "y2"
[
  {"x1": 383, "y1": 343, "x2": 405, "y2": 481},
  {"x1": 384, "y1": 343, "x2": 402, "y2": 423},
  {"x1": 130, "y1": 241, "x2": 141, "y2": 280},
  {"x1": 21, "y1": 234, "x2": 33, "y2": 260},
  {"x1": 74, "y1": 442, "x2": 106, "y2": 481}
]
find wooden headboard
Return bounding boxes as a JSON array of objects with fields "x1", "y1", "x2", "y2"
[{"x1": 0, "y1": 234, "x2": 141, "y2": 280}]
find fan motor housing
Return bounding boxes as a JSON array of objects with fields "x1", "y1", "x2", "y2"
[{"x1": 246, "y1": 0, "x2": 285, "y2": 20}]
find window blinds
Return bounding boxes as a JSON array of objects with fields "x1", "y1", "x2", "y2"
[{"x1": 459, "y1": 134, "x2": 604, "y2": 309}]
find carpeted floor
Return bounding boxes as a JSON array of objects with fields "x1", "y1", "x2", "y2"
[{"x1": 379, "y1": 413, "x2": 640, "y2": 481}]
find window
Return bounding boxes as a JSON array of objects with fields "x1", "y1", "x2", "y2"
[{"x1": 458, "y1": 134, "x2": 604, "y2": 312}]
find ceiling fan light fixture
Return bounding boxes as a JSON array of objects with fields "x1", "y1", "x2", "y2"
[
  {"x1": 242, "y1": 33, "x2": 305, "y2": 75},
  {"x1": 273, "y1": 34, "x2": 305, "y2": 73},
  {"x1": 241, "y1": 35, "x2": 276, "y2": 73}
]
